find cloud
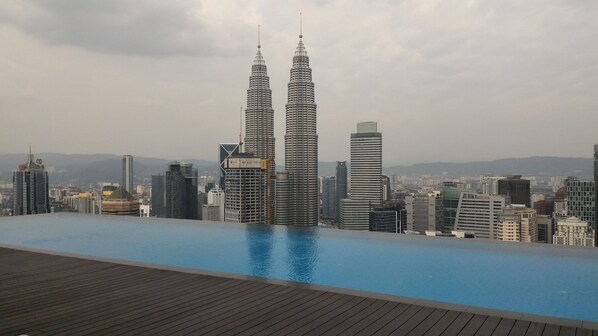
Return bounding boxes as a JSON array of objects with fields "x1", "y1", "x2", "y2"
[{"x1": 0, "y1": 0, "x2": 233, "y2": 57}]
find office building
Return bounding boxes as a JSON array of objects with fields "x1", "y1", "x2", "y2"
[
  {"x1": 12, "y1": 150, "x2": 50, "y2": 216},
  {"x1": 151, "y1": 174, "x2": 165, "y2": 217},
  {"x1": 122, "y1": 155, "x2": 133, "y2": 194},
  {"x1": 164, "y1": 162, "x2": 198, "y2": 220},
  {"x1": 340, "y1": 122, "x2": 383, "y2": 230},
  {"x1": 553, "y1": 217, "x2": 595, "y2": 247},
  {"x1": 442, "y1": 183, "x2": 471, "y2": 234},
  {"x1": 565, "y1": 177, "x2": 595, "y2": 230},
  {"x1": 382, "y1": 174, "x2": 392, "y2": 201},
  {"x1": 224, "y1": 155, "x2": 267, "y2": 224},
  {"x1": 284, "y1": 30, "x2": 318, "y2": 226},
  {"x1": 480, "y1": 175, "x2": 504, "y2": 195},
  {"x1": 101, "y1": 186, "x2": 140, "y2": 216},
  {"x1": 497, "y1": 205, "x2": 537, "y2": 243},
  {"x1": 275, "y1": 171, "x2": 289, "y2": 225},
  {"x1": 369, "y1": 201, "x2": 405, "y2": 233},
  {"x1": 595, "y1": 144, "x2": 598, "y2": 246},
  {"x1": 537, "y1": 215, "x2": 552, "y2": 243},
  {"x1": 202, "y1": 204, "x2": 221, "y2": 221},
  {"x1": 498, "y1": 175, "x2": 530, "y2": 207},
  {"x1": 335, "y1": 161, "x2": 348, "y2": 224},
  {"x1": 207, "y1": 187, "x2": 225, "y2": 221},
  {"x1": 244, "y1": 35, "x2": 275, "y2": 224},
  {"x1": 405, "y1": 191, "x2": 443, "y2": 234},
  {"x1": 77, "y1": 192, "x2": 96, "y2": 214},
  {"x1": 320, "y1": 177, "x2": 336, "y2": 220},
  {"x1": 454, "y1": 192, "x2": 506, "y2": 239},
  {"x1": 219, "y1": 143, "x2": 240, "y2": 189}
]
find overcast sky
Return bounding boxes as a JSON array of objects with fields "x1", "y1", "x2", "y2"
[{"x1": 1, "y1": 0, "x2": 597, "y2": 165}]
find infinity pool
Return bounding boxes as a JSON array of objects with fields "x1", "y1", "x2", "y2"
[{"x1": 1, "y1": 213, "x2": 597, "y2": 322}]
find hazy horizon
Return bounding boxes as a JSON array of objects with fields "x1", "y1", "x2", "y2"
[{"x1": 1, "y1": 1, "x2": 597, "y2": 165}]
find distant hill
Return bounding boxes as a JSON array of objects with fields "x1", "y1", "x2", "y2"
[
  {"x1": 0, "y1": 153, "x2": 218, "y2": 188},
  {"x1": 384, "y1": 157, "x2": 593, "y2": 178},
  {"x1": 0, "y1": 153, "x2": 593, "y2": 187}
]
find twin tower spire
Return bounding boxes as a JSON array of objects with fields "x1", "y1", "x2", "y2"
[{"x1": 244, "y1": 18, "x2": 319, "y2": 226}]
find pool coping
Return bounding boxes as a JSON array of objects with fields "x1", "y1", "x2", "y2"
[{"x1": 3, "y1": 242, "x2": 597, "y2": 331}]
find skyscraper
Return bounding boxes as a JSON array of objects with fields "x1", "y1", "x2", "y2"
[
  {"x1": 335, "y1": 161, "x2": 348, "y2": 224},
  {"x1": 320, "y1": 177, "x2": 336, "y2": 220},
  {"x1": 594, "y1": 144, "x2": 598, "y2": 246},
  {"x1": 218, "y1": 143, "x2": 240, "y2": 190},
  {"x1": 12, "y1": 150, "x2": 50, "y2": 215},
  {"x1": 284, "y1": 27, "x2": 318, "y2": 226},
  {"x1": 224, "y1": 155, "x2": 267, "y2": 224},
  {"x1": 164, "y1": 162, "x2": 198, "y2": 220},
  {"x1": 151, "y1": 174, "x2": 165, "y2": 217},
  {"x1": 122, "y1": 155, "x2": 133, "y2": 194},
  {"x1": 564, "y1": 176, "x2": 595, "y2": 229},
  {"x1": 498, "y1": 175, "x2": 530, "y2": 207},
  {"x1": 340, "y1": 122, "x2": 383, "y2": 230},
  {"x1": 244, "y1": 31, "x2": 275, "y2": 224}
]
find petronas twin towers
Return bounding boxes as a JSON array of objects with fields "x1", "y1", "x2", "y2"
[{"x1": 244, "y1": 29, "x2": 318, "y2": 226}]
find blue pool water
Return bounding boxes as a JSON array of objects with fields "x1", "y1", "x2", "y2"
[{"x1": 1, "y1": 213, "x2": 597, "y2": 322}]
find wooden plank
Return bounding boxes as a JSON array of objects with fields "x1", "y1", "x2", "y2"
[
  {"x1": 256, "y1": 293, "x2": 351, "y2": 335},
  {"x1": 208, "y1": 288, "x2": 328, "y2": 335},
  {"x1": 558, "y1": 326, "x2": 576, "y2": 336},
  {"x1": 304, "y1": 298, "x2": 379, "y2": 335},
  {"x1": 439, "y1": 312, "x2": 475, "y2": 336},
  {"x1": 474, "y1": 316, "x2": 502, "y2": 335},
  {"x1": 575, "y1": 328, "x2": 592, "y2": 336},
  {"x1": 456, "y1": 315, "x2": 487, "y2": 336},
  {"x1": 491, "y1": 318, "x2": 516, "y2": 336},
  {"x1": 319, "y1": 299, "x2": 388, "y2": 336},
  {"x1": 525, "y1": 323, "x2": 547, "y2": 336},
  {"x1": 360, "y1": 303, "x2": 423, "y2": 335},
  {"x1": 266, "y1": 293, "x2": 357, "y2": 335},
  {"x1": 378, "y1": 306, "x2": 432, "y2": 335},
  {"x1": 423, "y1": 310, "x2": 462, "y2": 336},
  {"x1": 407, "y1": 309, "x2": 450, "y2": 336},
  {"x1": 542, "y1": 325, "x2": 561, "y2": 336},
  {"x1": 353, "y1": 302, "x2": 411, "y2": 336},
  {"x1": 235, "y1": 291, "x2": 338, "y2": 336},
  {"x1": 284, "y1": 296, "x2": 366, "y2": 336}
]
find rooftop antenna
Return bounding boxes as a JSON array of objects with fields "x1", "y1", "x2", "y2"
[
  {"x1": 257, "y1": 24, "x2": 261, "y2": 49},
  {"x1": 299, "y1": 12, "x2": 303, "y2": 38},
  {"x1": 239, "y1": 106, "x2": 244, "y2": 152}
]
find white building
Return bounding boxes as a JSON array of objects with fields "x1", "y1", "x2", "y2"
[
  {"x1": 454, "y1": 192, "x2": 506, "y2": 239},
  {"x1": 553, "y1": 217, "x2": 595, "y2": 247},
  {"x1": 480, "y1": 176, "x2": 505, "y2": 195},
  {"x1": 340, "y1": 122, "x2": 382, "y2": 230},
  {"x1": 207, "y1": 187, "x2": 226, "y2": 222}
]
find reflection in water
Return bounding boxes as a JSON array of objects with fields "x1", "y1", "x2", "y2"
[
  {"x1": 286, "y1": 226, "x2": 319, "y2": 283},
  {"x1": 246, "y1": 224, "x2": 273, "y2": 278}
]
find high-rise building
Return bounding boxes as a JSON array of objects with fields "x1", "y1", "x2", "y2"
[
  {"x1": 151, "y1": 174, "x2": 165, "y2": 217},
  {"x1": 537, "y1": 215, "x2": 553, "y2": 244},
  {"x1": 122, "y1": 155, "x2": 133, "y2": 194},
  {"x1": 245, "y1": 35, "x2": 275, "y2": 225},
  {"x1": 340, "y1": 122, "x2": 383, "y2": 230},
  {"x1": 565, "y1": 176, "x2": 595, "y2": 229},
  {"x1": 284, "y1": 30, "x2": 318, "y2": 227},
  {"x1": 275, "y1": 171, "x2": 289, "y2": 225},
  {"x1": 497, "y1": 205, "x2": 538, "y2": 243},
  {"x1": 498, "y1": 175, "x2": 531, "y2": 207},
  {"x1": 405, "y1": 191, "x2": 443, "y2": 234},
  {"x1": 369, "y1": 201, "x2": 405, "y2": 233},
  {"x1": 594, "y1": 144, "x2": 598, "y2": 246},
  {"x1": 442, "y1": 183, "x2": 471, "y2": 234},
  {"x1": 164, "y1": 162, "x2": 198, "y2": 220},
  {"x1": 381, "y1": 174, "x2": 392, "y2": 201},
  {"x1": 224, "y1": 155, "x2": 267, "y2": 224},
  {"x1": 454, "y1": 192, "x2": 506, "y2": 239},
  {"x1": 335, "y1": 161, "x2": 348, "y2": 224},
  {"x1": 12, "y1": 150, "x2": 49, "y2": 216},
  {"x1": 219, "y1": 143, "x2": 240, "y2": 189},
  {"x1": 553, "y1": 217, "x2": 595, "y2": 247},
  {"x1": 207, "y1": 187, "x2": 225, "y2": 221},
  {"x1": 320, "y1": 177, "x2": 336, "y2": 220},
  {"x1": 480, "y1": 175, "x2": 504, "y2": 195}
]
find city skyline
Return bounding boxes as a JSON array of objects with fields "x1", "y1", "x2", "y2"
[{"x1": 1, "y1": 1, "x2": 597, "y2": 165}]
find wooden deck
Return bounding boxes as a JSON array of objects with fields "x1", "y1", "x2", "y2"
[{"x1": 1, "y1": 247, "x2": 596, "y2": 336}]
